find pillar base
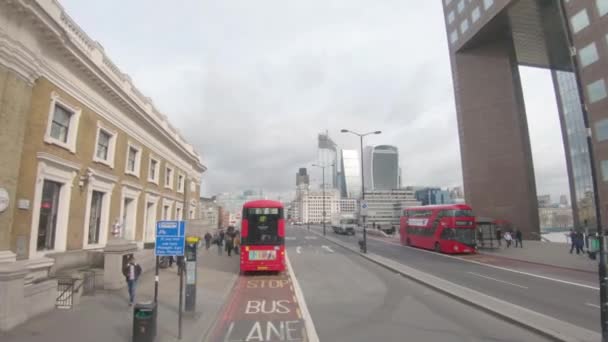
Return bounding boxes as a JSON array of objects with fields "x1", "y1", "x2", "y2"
[
  {"x1": 0, "y1": 261, "x2": 27, "y2": 331},
  {"x1": 0, "y1": 250, "x2": 17, "y2": 263},
  {"x1": 103, "y1": 239, "x2": 138, "y2": 290}
]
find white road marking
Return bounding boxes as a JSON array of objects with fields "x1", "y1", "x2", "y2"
[
  {"x1": 366, "y1": 236, "x2": 599, "y2": 291},
  {"x1": 586, "y1": 303, "x2": 601, "y2": 309},
  {"x1": 321, "y1": 245, "x2": 334, "y2": 253},
  {"x1": 296, "y1": 246, "x2": 302, "y2": 254},
  {"x1": 285, "y1": 236, "x2": 296, "y2": 241},
  {"x1": 285, "y1": 253, "x2": 320, "y2": 342},
  {"x1": 467, "y1": 271, "x2": 529, "y2": 289},
  {"x1": 305, "y1": 236, "x2": 318, "y2": 240}
]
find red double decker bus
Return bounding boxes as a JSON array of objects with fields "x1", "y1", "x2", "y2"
[
  {"x1": 240, "y1": 200, "x2": 286, "y2": 272},
  {"x1": 399, "y1": 204, "x2": 476, "y2": 254}
]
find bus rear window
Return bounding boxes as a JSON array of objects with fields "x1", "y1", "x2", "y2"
[{"x1": 243, "y1": 207, "x2": 283, "y2": 245}]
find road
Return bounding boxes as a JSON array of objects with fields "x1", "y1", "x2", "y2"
[
  {"x1": 303, "y1": 224, "x2": 600, "y2": 332},
  {"x1": 286, "y1": 226, "x2": 549, "y2": 342}
]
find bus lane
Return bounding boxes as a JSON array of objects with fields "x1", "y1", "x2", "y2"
[{"x1": 209, "y1": 272, "x2": 308, "y2": 342}]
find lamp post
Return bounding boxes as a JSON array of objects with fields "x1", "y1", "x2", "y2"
[
  {"x1": 341, "y1": 129, "x2": 382, "y2": 253},
  {"x1": 312, "y1": 163, "x2": 334, "y2": 236}
]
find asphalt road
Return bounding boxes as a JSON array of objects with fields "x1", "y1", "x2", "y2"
[
  {"x1": 303, "y1": 224, "x2": 600, "y2": 332},
  {"x1": 286, "y1": 226, "x2": 550, "y2": 342}
]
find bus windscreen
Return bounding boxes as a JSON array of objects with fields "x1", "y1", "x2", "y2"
[{"x1": 243, "y1": 208, "x2": 282, "y2": 245}]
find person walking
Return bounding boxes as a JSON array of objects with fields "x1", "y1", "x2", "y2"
[
  {"x1": 495, "y1": 227, "x2": 502, "y2": 247},
  {"x1": 225, "y1": 234, "x2": 234, "y2": 257},
  {"x1": 216, "y1": 231, "x2": 223, "y2": 256},
  {"x1": 504, "y1": 231, "x2": 513, "y2": 248},
  {"x1": 204, "y1": 232, "x2": 212, "y2": 250},
  {"x1": 234, "y1": 234, "x2": 241, "y2": 255},
  {"x1": 515, "y1": 229, "x2": 523, "y2": 248},
  {"x1": 569, "y1": 229, "x2": 577, "y2": 253},
  {"x1": 122, "y1": 255, "x2": 142, "y2": 306},
  {"x1": 576, "y1": 231, "x2": 585, "y2": 255}
]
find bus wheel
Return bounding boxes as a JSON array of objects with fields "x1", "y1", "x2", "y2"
[{"x1": 434, "y1": 242, "x2": 441, "y2": 253}]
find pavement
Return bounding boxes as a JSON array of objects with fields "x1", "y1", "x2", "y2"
[
  {"x1": 303, "y1": 224, "x2": 601, "y2": 335},
  {"x1": 0, "y1": 246, "x2": 239, "y2": 342},
  {"x1": 286, "y1": 226, "x2": 552, "y2": 342}
]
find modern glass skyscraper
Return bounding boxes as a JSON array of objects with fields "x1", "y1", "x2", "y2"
[
  {"x1": 363, "y1": 145, "x2": 399, "y2": 191},
  {"x1": 339, "y1": 149, "x2": 362, "y2": 199},
  {"x1": 318, "y1": 132, "x2": 338, "y2": 189}
]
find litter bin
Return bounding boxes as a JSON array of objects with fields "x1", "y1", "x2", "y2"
[
  {"x1": 133, "y1": 301, "x2": 157, "y2": 342},
  {"x1": 588, "y1": 236, "x2": 600, "y2": 260}
]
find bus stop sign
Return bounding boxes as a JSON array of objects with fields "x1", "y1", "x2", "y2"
[
  {"x1": 155, "y1": 221, "x2": 186, "y2": 256},
  {"x1": 360, "y1": 200, "x2": 368, "y2": 217}
]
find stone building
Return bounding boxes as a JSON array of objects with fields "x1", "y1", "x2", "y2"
[{"x1": 0, "y1": 0, "x2": 205, "y2": 330}]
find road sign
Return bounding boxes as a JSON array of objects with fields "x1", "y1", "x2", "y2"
[
  {"x1": 360, "y1": 200, "x2": 368, "y2": 216},
  {"x1": 155, "y1": 221, "x2": 186, "y2": 256}
]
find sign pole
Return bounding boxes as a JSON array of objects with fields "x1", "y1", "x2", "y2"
[
  {"x1": 154, "y1": 256, "x2": 159, "y2": 302},
  {"x1": 178, "y1": 259, "x2": 183, "y2": 340}
]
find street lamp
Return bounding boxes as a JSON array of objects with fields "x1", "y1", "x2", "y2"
[
  {"x1": 340, "y1": 129, "x2": 382, "y2": 253},
  {"x1": 312, "y1": 163, "x2": 334, "y2": 236}
]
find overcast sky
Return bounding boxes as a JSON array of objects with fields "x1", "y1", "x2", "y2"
[{"x1": 60, "y1": 0, "x2": 570, "y2": 203}]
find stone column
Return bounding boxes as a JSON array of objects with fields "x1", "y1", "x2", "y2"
[
  {"x1": 103, "y1": 239, "x2": 138, "y2": 290},
  {"x1": 0, "y1": 65, "x2": 34, "y2": 262},
  {"x1": 0, "y1": 263, "x2": 27, "y2": 331}
]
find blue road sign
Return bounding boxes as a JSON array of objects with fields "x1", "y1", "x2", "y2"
[{"x1": 155, "y1": 221, "x2": 186, "y2": 256}]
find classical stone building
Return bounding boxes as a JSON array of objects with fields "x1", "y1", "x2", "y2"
[{"x1": 0, "y1": 0, "x2": 205, "y2": 330}]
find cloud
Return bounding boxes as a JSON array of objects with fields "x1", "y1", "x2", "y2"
[{"x1": 59, "y1": 0, "x2": 570, "y2": 202}]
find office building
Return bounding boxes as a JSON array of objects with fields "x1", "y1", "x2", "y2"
[
  {"x1": 442, "y1": 0, "x2": 608, "y2": 237},
  {"x1": 538, "y1": 195, "x2": 552, "y2": 208},
  {"x1": 0, "y1": 0, "x2": 205, "y2": 330},
  {"x1": 299, "y1": 189, "x2": 341, "y2": 224},
  {"x1": 199, "y1": 197, "x2": 220, "y2": 230},
  {"x1": 363, "y1": 145, "x2": 400, "y2": 191},
  {"x1": 318, "y1": 132, "x2": 338, "y2": 189},
  {"x1": 364, "y1": 189, "x2": 421, "y2": 227},
  {"x1": 339, "y1": 149, "x2": 362, "y2": 199},
  {"x1": 415, "y1": 188, "x2": 453, "y2": 205},
  {"x1": 340, "y1": 199, "x2": 358, "y2": 214},
  {"x1": 296, "y1": 168, "x2": 310, "y2": 186}
]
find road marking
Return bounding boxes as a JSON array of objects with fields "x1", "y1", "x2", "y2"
[
  {"x1": 366, "y1": 236, "x2": 599, "y2": 291},
  {"x1": 285, "y1": 253, "x2": 320, "y2": 342},
  {"x1": 467, "y1": 271, "x2": 529, "y2": 289},
  {"x1": 321, "y1": 245, "x2": 334, "y2": 253},
  {"x1": 296, "y1": 246, "x2": 302, "y2": 254},
  {"x1": 305, "y1": 236, "x2": 318, "y2": 240},
  {"x1": 586, "y1": 303, "x2": 600, "y2": 309},
  {"x1": 285, "y1": 236, "x2": 296, "y2": 241}
]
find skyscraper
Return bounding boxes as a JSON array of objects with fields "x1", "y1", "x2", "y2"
[
  {"x1": 296, "y1": 168, "x2": 310, "y2": 186},
  {"x1": 318, "y1": 132, "x2": 338, "y2": 189},
  {"x1": 442, "y1": 0, "x2": 608, "y2": 237},
  {"x1": 339, "y1": 150, "x2": 362, "y2": 198},
  {"x1": 363, "y1": 145, "x2": 400, "y2": 191}
]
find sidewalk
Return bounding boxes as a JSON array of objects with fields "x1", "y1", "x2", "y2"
[
  {"x1": 479, "y1": 240, "x2": 597, "y2": 273},
  {"x1": 0, "y1": 246, "x2": 239, "y2": 342}
]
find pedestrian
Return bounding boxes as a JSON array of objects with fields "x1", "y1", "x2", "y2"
[
  {"x1": 515, "y1": 229, "x2": 523, "y2": 248},
  {"x1": 576, "y1": 231, "x2": 585, "y2": 254},
  {"x1": 495, "y1": 227, "x2": 502, "y2": 247},
  {"x1": 204, "y1": 232, "x2": 212, "y2": 250},
  {"x1": 168, "y1": 255, "x2": 174, "y2": 267},
  {"x1": 569, "y1": 229, "x2": 576, "y2": 254},
  {"x1": 216, "y1": 231, "x2": 223, "y2": 256},
  {"x1": 122, "y1": 255, "x2": 142, "y2": 306},
  {"x1": 234, "y1": 234, "x2": 241, "y2": 255},
  {"x1": 504, "y1": 231, "x2": 513, "y2": 248},
  {"x1": 226, "y1": 234, "x2": 234, "y2": 257}
]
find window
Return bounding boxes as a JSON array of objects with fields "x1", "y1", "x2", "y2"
[
  {"x1": 595, "y1": 119, "x2": 608, "y2": 142},
  {"x1": 587, "y1": 79, "x2": 607, "y2": 103},
  {"x1": 579, "y1": 42, "x2": 599, "y2": 68},
  {"x1": 178, "y1": 174, "x2": 185, "y2": 193},
  {"x1": 450, "y1": 30, "x2": 458, "y2": 44},
  {"x1": 570, "y1": 9, "x2": 590, "y2": 34},
  {"x1": 448, "y1": 11, "x2": 455, "y2": 24},
  {"x1": 471, "y1": 6, "x2": 480, "y2": 23},
  {"x1": 483, "y1": 0, "x2": 493, "y2": 10},
  {"x1": 125, "y1": 142, "x2": 142, "y2": 177},
  {"x1": 597, "y1": 0, "x2": 608, "y2": 17},
  {"x1": 601, "y1": 160, "x2": 608, "y2": 181},
  {"x1": 88, "y1": 191, "x2": 104, "y2": 244},
  {"x1": 457, "y1": 0, "x2": 464, "y2": 13},
  {"x1": 93, "y1": 122, "x2": 117, "y2": 167},
  {"x1": 163, "y1": 205, "x2": 170, "y2": 220},
  {"x1": 165, "y1": 166, "x2": 174, "y2": 189},
  {"x1": 460, "y1": 19, "x2": 469, "y2": 34},
  {"x1": 50, "y1": 106, "x2": 71, "y2": 143},
  {"x1": 37, "y1": 180, "x2": 62, "y2": 251},
  {"x1": 149, "y1": 157, "x2": 160, "y2": 183},
  {"x1": 44, "y1": 94, "x2": 81, "y2": 153}
]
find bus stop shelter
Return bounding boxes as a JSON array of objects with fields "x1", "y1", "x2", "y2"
[{"x1": 475, "y1": 217, "x2": 512, "y2": 249}]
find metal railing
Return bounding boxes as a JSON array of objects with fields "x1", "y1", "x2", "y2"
[{"x1": 56, "y1": 278, "x2": 76, "y2": 309}]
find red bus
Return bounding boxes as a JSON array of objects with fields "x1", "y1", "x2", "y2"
[
  {"x1": 399, "y1": 204, "x2": 476, "y2": 254},
  {"x1": 240, "y1": 200, "x2": 286, "y2": 272}
]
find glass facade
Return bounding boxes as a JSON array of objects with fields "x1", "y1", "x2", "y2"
[
  {"x1": 340, "y1": 149, "x2": 361, "y2": 199},
  {"x1": 554, "y1": 70, "x2": 596, "y2": 230},
  {"x1": 371, "y1": 146, "x2": 399, "y2": 190}
]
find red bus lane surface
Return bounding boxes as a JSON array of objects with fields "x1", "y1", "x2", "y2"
[{"x1": 209, "y1": 272, "x2": 308, "y2": 342}]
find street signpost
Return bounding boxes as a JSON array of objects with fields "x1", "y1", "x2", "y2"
[
  {"x1": 154, "y1": 220, "x2": 186, "y2": 340},
  {"x1": 360, "y1": 200, "x2": 368, "y2": 217}
]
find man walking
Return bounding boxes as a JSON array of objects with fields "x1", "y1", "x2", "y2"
[
  {"x1": 515, "y1": 229, "x2": 523, "y2": 248},
  {"x1": 569, "y1": 229, "x2": 577, "y2": 254},
  {"x1": 122, "y1": 255, "x2": 142, "y2": 306},
  {"x1": 226, "y1": 233, "x2": 234, "y2": 257},
  {"x1": 216, "y1": 231, "x2": 223, "y2": 256},
  {"x1": 495, "y1": 227, "x2": 502, "y2": 247},
  {"x1": 204, "y1": 232, "x2": 212, "y2": 250},
  {"x1": 504, "y1": 231, "x2": 513, "y2": 248}
]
